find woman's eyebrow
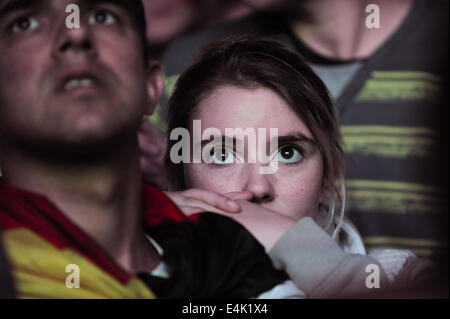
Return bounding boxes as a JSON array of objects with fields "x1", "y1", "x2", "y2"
[
  {"x1": 274, "y1": 133, "x2": 316, "y2": 146},
  {"x1": 198, "y1": 133, "x2": 316, "y2": 147}
]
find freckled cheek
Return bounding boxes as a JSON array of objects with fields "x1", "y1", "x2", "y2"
[
  {"x1": 184, "y1": 165, "x2": 241, "y2": 193},
  {"x1": 274, "y1": 167, "x2": 324, "y2": 219}
]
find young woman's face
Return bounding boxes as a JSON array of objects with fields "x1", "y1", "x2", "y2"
[{"x1": 183, "y1": 85, "x2": 326, "y2": 220}]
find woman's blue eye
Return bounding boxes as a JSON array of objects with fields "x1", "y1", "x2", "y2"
[
  {"x1": 277, "y1": 146, "x2": 302, "y2": 163},
  {"x1": 89, "y1": 10, "x2": 117, "y2": 25},
  {"x1": 11, "y1": 16, "x2": 39, "y2": 33},
  {"x1": 210, "y1": 147, "x2": 234, "y2": 165}
]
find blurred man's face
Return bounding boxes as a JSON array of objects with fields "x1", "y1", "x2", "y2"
[
  {"x1": 0, "y1": 0, "x2": 155, "y2": 154},
  {"x1": 242, "y1": 0, "x2": 291, "y2": 11},
  {"x1": 142, "y1": 0, "x2": 197, "y2": 46}
]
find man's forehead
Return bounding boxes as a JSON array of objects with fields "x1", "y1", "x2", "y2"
[
  {"x1": 0, "y1": 0, "x2": 147, "y2": 58},
  {"x1": 0, "y1": 0, "x2": 147, "y2": 36}
]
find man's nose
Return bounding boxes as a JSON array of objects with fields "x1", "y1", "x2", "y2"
[
  {"x1": 243, "y1": 165, "x2": 275, "y2": 203},
  {"x1": 52, "y1": 23, "x2": 96, "y2": 60}
]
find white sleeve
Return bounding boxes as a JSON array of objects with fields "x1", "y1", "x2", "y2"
[
  {"x1": 269, "y1": 217, "x2": 390, "y2": 298},
  {"x1": 256, "y1": 280, "x2": 306, "y2": 299}
]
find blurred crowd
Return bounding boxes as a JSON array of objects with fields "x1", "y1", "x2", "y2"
[{"x1": 0, "y1": 0, "x2": 448, "y2": 298}]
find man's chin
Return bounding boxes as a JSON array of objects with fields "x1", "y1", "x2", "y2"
[
  {"x1": 9, "y1": 129, "x2": 138, "y2": 164},
  {"x1": 48, "y1": 92, "x2": 121, "y2": 119}
]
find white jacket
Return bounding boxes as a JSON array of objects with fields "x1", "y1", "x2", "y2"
[{"x1": 269, "y1": 217, "x2": 435, "y2": 298}]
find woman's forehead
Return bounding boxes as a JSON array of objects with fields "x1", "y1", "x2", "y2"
[{"x1": 195, "y1": 85, "x2": 314, "y2": 139}]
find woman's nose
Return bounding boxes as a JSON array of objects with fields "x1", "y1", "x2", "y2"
[{"x1": 243, "y1": 165, "x2": 275, "y2": 203}]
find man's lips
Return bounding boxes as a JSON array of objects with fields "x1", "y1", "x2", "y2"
[{"x1": 54, "y1": 65, "x2": 105, "y2": 94}]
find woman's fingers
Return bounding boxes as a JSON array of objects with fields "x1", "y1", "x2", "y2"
[
  {"x1": 165, "y1": 189, "x2": 255, "y2": 215},
  {"x1": 179, "y1": 188, "x2": 241, "y2": 213},
  {"x1": 177, "y1": 200, "x2": 231, "y2": 216},
  {"x1": 177, "y1": 206, "x2": 206, "y2": 216},
  {"x1": 165, "y1": 191, "x2": 236, "y2": 215},
  {"x1": 225, "y1": 191, "x2": 253, "y2": 201}
]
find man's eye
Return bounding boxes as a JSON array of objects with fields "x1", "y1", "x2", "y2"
[
  {"x1": 276, "y1": 146, "x2": 302, "y2": 163},
  {"x1": 89, "y1": 10, "x2": 117, "y2": 25},
  {"x1": 11, "y1": 16, "x2": 39, "y2": 33},
  {"x1": 210, "y1": 147, "x2": 234, "y2": 165}
]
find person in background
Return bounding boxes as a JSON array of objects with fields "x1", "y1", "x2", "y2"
[
  {"x1": 149, "y1": 0, "x2": 448, "y2": 267},
  {"x1": 0, "y1": 0, "x2": 298, "y2": 299},
  {"x1": 142, "y1": 0, "x2": 256, "y2": 58},
  {"x1": 137, "y1": 0, "x2": 260, "y2": 190},
  {"x1": 162, "y1": 37, "x2": 440, "y2": 298}
]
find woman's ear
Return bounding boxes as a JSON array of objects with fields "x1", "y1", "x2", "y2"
[{"x1": 144, "y1": 60, "x2": 164, "y2": 116}]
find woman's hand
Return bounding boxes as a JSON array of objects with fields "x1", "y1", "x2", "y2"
[
  {"x1": 228, "y1": 200, "x2": 297, "y2": 252},
  {"x1": 165, "y1": 188, "x2": 297, "y2": 251},
  {"x1": 164, "y1": 188, "x2": 253, "y2": 215}
]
